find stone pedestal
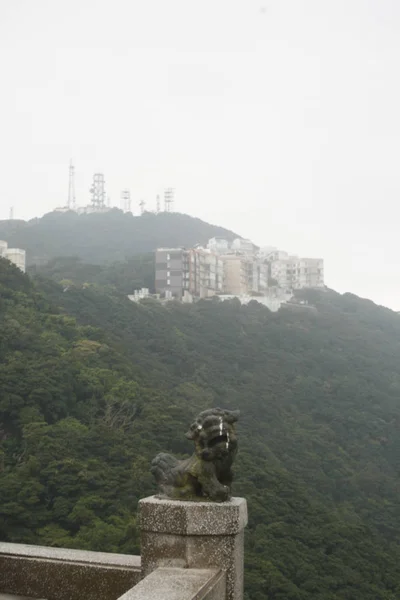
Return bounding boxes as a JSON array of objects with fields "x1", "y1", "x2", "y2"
[{"x1": 139, "y1": 496, "x2": 247, "y2": 600}]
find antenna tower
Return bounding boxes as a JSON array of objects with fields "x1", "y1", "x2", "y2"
[
  {"x1": 67, "y1": 160, "x2": 76, "y2": 209},
  {"x1": 139, "y1": 199, "x2": 146, "y2": 215},
  {"x1": 9, "y1": 206, "x2": 14, "y2": 220},
  {"x1": 90, "y1": 173, "x2": 106, "y2": 208},
  {"x1": 121, "y1": 189, "x2": 131, "y2": 213},
  {"x1": 164, "y1": 187, "x2": 174, "y2": 212},
  {"x1": 156, "y1": 194, "x2": 161, "y2": 214}
]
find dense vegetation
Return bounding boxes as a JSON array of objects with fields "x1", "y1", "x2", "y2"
[
  {"x1": 0, "y1": 210, "x2": 238, "y2": 265},
  {"x1": 28, "y1": 254, "x2": 155, "y2": 295},
  {"x1": 2, "y1": 257, "x2": 400, "y2": 599}
]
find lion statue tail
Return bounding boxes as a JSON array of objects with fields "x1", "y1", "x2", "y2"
[{"x1": 151, "y1": 452, "x2": 179, "y2": 490}]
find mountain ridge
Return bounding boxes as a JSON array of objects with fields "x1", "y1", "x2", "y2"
[{"x1": 0, "y1": 210, "x2": 240, "y2": 265}]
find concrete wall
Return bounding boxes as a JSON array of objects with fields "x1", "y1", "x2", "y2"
[{"x1": 219, "y1": 293, "x2": 293, "y2": 311}]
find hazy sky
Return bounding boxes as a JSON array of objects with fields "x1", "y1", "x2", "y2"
[{"x1": 1, "y1": 0, "x2": 400, "y2": 309}]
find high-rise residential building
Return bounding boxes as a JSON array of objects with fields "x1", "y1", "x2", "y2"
[
  {"x1": 258, "y1": 246, "x2": 278, "y2": 258},
  {"x1": 154, "y1": 247, "x2": 223, "y2": 300},
  {"x1": 252, "y1": 259, "x2": 269, "y2": 293},
  {"x1": 270, "y1": 257, "x2": 324, "y2": 291},
  {"x1": 230, "y1": 238, "x2": 259, "y2": 255},
  {"x1": 208, "y1": 237, "x2": 260, "y2": 256},
  {"x1": 155, "y1": 248, "x2": 187, "y2": 299},
  {"x1": 0, "y1": 241, "x2": 26, "y2": 273},
  {"x1": 187, "y1": 248, "x2": 224, "y2": 299},
  {"x1": 207, "y1": 237, "x2": 231, "y2": 254},
  {"x1": 221, "y1": 254, "x2": 269, "y2": 296},
  {"x1": 155, "y1": 241, "x2": 324, "y2": 302},
  {"x1": 264, "y1": 249, "x2": 289, "y2": 262},
  {"x1": 221, "y1": 255, "x2": 254, "y2": 295}
]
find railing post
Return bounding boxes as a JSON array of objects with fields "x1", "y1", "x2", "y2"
[{"x1": 139, "y1": 496, "x2": 247, "y2": 600}]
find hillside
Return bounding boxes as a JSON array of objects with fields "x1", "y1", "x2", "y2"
[
  {"x1": 2, "y1": 260, "x2": 400, "y2": 598},
  {"x1": 28, "y1": 254, "x2": 155, "y2": 295},
  {"x1": 0, "y1": 210, "x2": 239, "y2": 265}
]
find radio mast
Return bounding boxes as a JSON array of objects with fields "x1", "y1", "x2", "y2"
[
  {"x1": 121, "y1": 189, "x2": 131, "y2": 213},
  {"x1": 164, "y1": 187, "x2": 174, "y2": 212},
  {"x1": 90, "y1": 173, "x2": 106, "y2": 208},
  {"x1": 67, "y1": 160, "x2": 76, "y2": 210}
]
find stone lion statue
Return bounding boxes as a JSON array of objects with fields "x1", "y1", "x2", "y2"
[{"x1": 151, "y1": 408, "x2": 239, "y2": 502}]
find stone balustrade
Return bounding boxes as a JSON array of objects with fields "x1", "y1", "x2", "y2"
[
  {"x1": 0, "y1": 543, "x2": 141, "y2": 600},
  {"x1": 0, "y1": 497, "x2": 247, "y2": 600},
  {"x1": 117, "y1": 568, "x2": 226, "y2": 600}
]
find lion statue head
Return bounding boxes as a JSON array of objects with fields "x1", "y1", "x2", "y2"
[{"x1": 185, "y1": 407, "x2": 239, "y2": 463}]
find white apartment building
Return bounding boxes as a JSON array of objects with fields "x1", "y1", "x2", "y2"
[
  {"x1": 230, "y1": 238, "x2": 259, "y2": 255},
  {"x1": 156, "y1": 240, "x2": 324, "y2": 302},
  {"x1": 252, "y1": 260, "x2": 269, "y2": 293},
  {"x1": 207, "y1": 237, "x2": 259, "y2": 256},
  {"x1": 264, "y1": 249, "x2": 289, "y2": 262},
  {"x1": 271, "y1": 257, "x2": 324, "y2": 291},
  {"x1": 0, "y1": 241, "x2": 26, "y2": 273},
  {"x1": 207, "y1": 237, "x2": 231, "y2": 254},
  {"x1": 187, "y1": 247, "x2": 224, "y2": 298}
]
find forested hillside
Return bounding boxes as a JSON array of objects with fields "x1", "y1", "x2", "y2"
[
  {"x1": 28, "y1": 254, "x2": 155, "y2": 295},
  {"x1": 2, "y1": 258, "x2": 400, "y2": 599},
  {"x1": 0, "y1": 210, "x2": 238, "y2": 265}
]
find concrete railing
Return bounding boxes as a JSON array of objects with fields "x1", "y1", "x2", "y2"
[
  {"x1": 0, "y1": 543, "x2": 141, "y2": 600},
  {"x1": 0, "y1": 496, "x2": 247, "y2": 600},
  {"x1": 117, "y1": 567, "x2": 226, "y2": 600}
]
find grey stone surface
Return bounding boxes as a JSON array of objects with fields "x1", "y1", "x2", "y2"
[
  {"x1": 0, "y1": 543, "x2": 141, "y2": 600},
  {"x1": 0, "y1": 596, "x2": 46, "y2": 600},
  {"x1": 140, "y1": 496, "x2": 248, "y2": 535},
  {"x1": 140, "y1": 496, "x2": 247, "y2": 600},
  {"x1": 0, "y1": 542, "x2": 140, "y2": 568},
  {"x1": 116, "y1": 568, "x2": 225, "y2": 600},
  {"x1": 141, "y1": 532, "x2": 243, "y2": 600}
]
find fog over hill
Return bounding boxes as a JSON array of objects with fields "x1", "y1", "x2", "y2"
[{"x1": 0, "y1": 210, "x2": 239, "y2": 265}]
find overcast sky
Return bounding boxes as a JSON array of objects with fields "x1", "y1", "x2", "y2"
[{"x1": 1, "y1": 0, "x2": 399, "y2": 309}]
